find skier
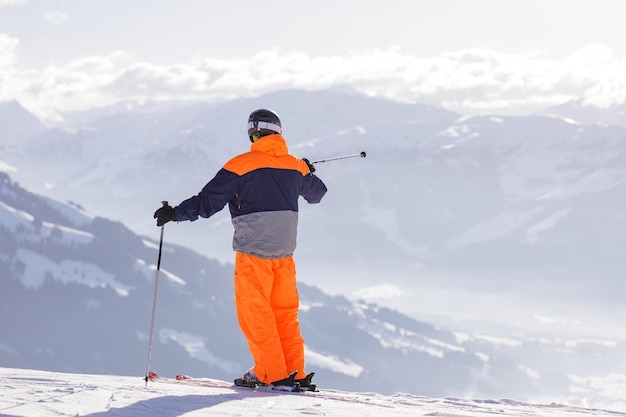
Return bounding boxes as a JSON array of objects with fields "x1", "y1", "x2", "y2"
[{"x1": 154, "y1": 108, "x2": 327, "y2": 390}]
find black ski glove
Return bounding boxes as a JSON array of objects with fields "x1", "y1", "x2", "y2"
[
  {"x1": 302, "y1": 158, "x2": 315, "y2": 173},
  {"x1": 154, "y1": 202, "x2": 176, "y2": 226}
]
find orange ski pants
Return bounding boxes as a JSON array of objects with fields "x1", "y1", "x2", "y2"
[{"x1": 234, "y1": 251, "x2": 305, "y2": 384}]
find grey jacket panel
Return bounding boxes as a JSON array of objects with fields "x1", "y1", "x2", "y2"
[{"x1": 231, "y1": 210, "x2": 298, "y2": 258}]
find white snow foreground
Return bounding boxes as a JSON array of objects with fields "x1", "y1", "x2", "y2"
[{"x1": 0, "y1": 367, "x2": 623, "y2": 417}]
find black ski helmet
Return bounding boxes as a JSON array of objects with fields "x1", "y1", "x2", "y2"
[{"x1": 248, "y1": 108, "x2": 282, "y2": 142}]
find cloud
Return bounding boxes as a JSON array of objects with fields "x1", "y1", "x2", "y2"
[
  {"x1": 44, "y1": 10, "x2": 69, "y2": 25},
  {"x1": 0, "y1": 34, "x2": 20, "y2": 102},
  {"x1": 3, "y1": 40, "x2": 626, "y2": 121},
  {"x1": 353, "y1": 284, "x2": 404, "y2": 300},
  {"x1": 0, "y1": 33, "x2": 18, "y2": 66},
  {"x1": 0, "y1": 0, "x2": 24, "y2": 6}
]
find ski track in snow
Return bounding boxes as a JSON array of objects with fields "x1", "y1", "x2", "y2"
[{"x1": 1, "y1": 368, "x2": 625, "y2": 417}]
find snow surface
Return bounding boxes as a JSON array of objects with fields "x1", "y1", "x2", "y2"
[{"x1": 1, "y1": 367, "x2": 624, "y2": 417}]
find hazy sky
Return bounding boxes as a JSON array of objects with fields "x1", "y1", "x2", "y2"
[{"x1": 1, "y1": 0, "x2": 626, "y2": 121}]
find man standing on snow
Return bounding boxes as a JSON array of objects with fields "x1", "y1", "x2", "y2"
[{"x1": 154, "y1": 109, "x2": 327, "y2": 390}]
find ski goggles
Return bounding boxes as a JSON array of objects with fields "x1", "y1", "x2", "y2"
[{"x1": 247, "y1": 121, "x2": 282, "y2": 135}]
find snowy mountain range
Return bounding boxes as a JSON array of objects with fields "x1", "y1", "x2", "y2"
[
  {"x1": 1, "y1": 89, "x2": 624, "y2": 337},
  {"x1": 1, "y1": 89, "x2": 625, "y2": 409}
]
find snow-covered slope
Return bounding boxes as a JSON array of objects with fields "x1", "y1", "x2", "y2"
[{"x1": 1, "y1": 367, "x2": 624, "y2": 417}]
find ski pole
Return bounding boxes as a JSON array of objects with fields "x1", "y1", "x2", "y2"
[
  {"x1": 310, "y1": 151, "x2": 367, "y2": 164},
  {"x1": 144, "y1": 201, "x2": 167, "y2": 387}
]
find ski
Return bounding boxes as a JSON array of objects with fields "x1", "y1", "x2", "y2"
[
  {"x1": 146, "y1": 371, "x2": 231, "y2": 389},
  {"x1": 147, "y1": 371, "x2": 317, "y2": 392}
]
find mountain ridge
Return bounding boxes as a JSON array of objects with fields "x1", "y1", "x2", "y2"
[{"x1": 1, "y1": 90, "x2": 624, "y2": 336}]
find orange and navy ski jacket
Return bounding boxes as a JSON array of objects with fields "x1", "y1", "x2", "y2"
[{"x1": 174, "y1": 134, "x2": 327, "y2": 258}]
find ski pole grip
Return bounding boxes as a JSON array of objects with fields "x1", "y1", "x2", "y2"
[{"x1": 161, "y1": 201, "x2": 169, "y2": 208}]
